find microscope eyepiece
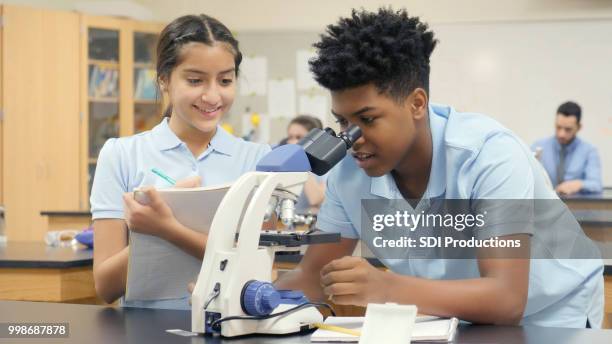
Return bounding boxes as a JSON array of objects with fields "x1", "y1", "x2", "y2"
[
  {"x1": 339, "y1": 125, "x2": 362, "y2": 149},
  {"x1": 298, "y1": 124, "x2": 363, "y2": 176}
]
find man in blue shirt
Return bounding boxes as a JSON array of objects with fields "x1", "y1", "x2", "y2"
[
  {"x1": 275, "y1": 8, "x2": 603, "y2": 328},
  {"x1": 532, "y1": 101, "x2": 602, "y2": 195}
]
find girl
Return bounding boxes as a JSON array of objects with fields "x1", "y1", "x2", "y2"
[{"x1": 90, "y1": 14, "x2": 270, "y2": 309}]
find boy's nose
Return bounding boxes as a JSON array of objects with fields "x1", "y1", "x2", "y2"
[{"x1": 352, "y1": 135, "x2": 366, "y2": 150}]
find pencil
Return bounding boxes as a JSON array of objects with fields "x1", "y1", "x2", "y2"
[
  {"x1": 312, "y1": 322, "x2": 361, "y2": 337},
  {"x1": 151, "y1": 168, "x2": 176, "y2": 185}
]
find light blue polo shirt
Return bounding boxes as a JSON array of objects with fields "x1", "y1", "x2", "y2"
[
  {"x1": 317, "y1": 103, "x2": 604, "y2": 328},
  {"x1": 90, "y1": 118, "x2": 271, "y2": 309}
]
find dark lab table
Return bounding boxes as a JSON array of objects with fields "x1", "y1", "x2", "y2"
[
  {"x1": 0, "y1": 242, "x2": 92, "y2": 268},
  {"x1": 572, "y1": 209, "x2": 612, "y2": 227},
  {"x1": 562, "y1": 189, "x2": 612, "y2": 210},
  {"x1": 1, "y1": 301, "x2": 611, "y2": 343},
  {"x1": 0, "y1": 242, "x2": 95, "y2": 302}
]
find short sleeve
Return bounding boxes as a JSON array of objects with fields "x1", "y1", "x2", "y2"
[
  {"x1": 467, "y1": 133, "x2": 535, "y2": 238},
  {"x1": 90, "y1": 139, "x2": 129, "y2": 220},
  {"x1": 315, "y1": 170, "x2": 360, "y2": 239}
]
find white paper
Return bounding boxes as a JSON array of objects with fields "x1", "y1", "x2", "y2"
[
  {"x1": 126, "y1": 185, "x2": 231, "y2": 301},
  {"x1": 239, "y1": 56, "x2": 268, "y2": 96},
  {"x1": 296, "y1": 50, "x2": 319, "y2": 90},
  {"x1": 298, "y1": 95, "x2": 328, "y2": 126},
  {"x1": 311, "y1": 316, "x2": 458, "y2": 342},
  {"x1": 268, "y1": 79, "x2": 296, "y2": 118},
  {"x1": 241, "y1": 112, "x2": 270, "y2": 144}
]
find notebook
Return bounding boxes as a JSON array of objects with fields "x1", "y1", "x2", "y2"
[
  {"x1": 311, "y1": 316, "x2": 458, "y2": 342},
  {"x1": 125, "y1": 184, "x2": 231, "y2": 301}
]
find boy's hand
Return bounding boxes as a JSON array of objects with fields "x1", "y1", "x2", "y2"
[{"x1": 320, "y1": 256, "x2": 390, "y2": 306}]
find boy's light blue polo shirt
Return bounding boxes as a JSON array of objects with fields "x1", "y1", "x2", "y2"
[
  {"x1": 90, "y1": 118, "x2": 271, "y2": 309},
  {"x1": 317, "y1": 103, "x2": 604, "y2": 328}
]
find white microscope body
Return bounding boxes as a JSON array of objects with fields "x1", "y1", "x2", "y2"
[
  {"x1": 190, "y1": 171, "x2": 323, "y2": 337},
  {"x1": 191, "y1": 125, "x2": 362, "y2": 337}
]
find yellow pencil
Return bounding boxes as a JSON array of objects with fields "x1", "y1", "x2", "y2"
[{"x1": 312, "y1": 322, "x2": 362, "y2": 337}]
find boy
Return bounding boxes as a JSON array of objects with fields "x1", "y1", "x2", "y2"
[{"x1": 275, "y1": 8, "x2": 603, "y2": 328}]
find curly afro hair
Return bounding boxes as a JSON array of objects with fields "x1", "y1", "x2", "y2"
[{"x1": 310, "y1": 7, "x2": 437, "y2": 102}]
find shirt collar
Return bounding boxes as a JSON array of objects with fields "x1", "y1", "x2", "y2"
[
  {"x1": 370, "y1": 103, "x2": 447, "y2": 200},
  {"x1": 208, "y1": 124, "x2": 237, "y2": 156},
  {"x1": 553, "y1": 135, "x2": 581, "y2": 153},
  {"x1": 151, "y1": 118, "x2": 182, "y2": 151},
  {"x1": 151, "y1": 118, "x2": 237, "y2": 156}
]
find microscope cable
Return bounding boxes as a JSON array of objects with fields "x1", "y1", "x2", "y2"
[{"x1": 210, "y1": 302, "x2": 336, "y2": 331}]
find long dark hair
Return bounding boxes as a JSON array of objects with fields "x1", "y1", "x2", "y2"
[{"x1": 157, "y1": 14, "x2": 242, "y2": 117}]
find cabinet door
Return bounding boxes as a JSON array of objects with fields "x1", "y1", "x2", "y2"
[
  {"x1": 133, "y1": 29, "x2": 163, "y2": 133},
  {"x1": 81, "y1": 16, "x2": 127, "y2": 203},
  {"x1": 41, "y1": 9, "x2": 81, "y2": 211},
  {"x1": 0, "y1": 6, "x2": 3, "y2": 206},
  {"x1": 3, "y1": 5, "x2": 80, "y2": 241},
  {"x1": 3, "y1": 5, "x2": 46, "y2": 241}
]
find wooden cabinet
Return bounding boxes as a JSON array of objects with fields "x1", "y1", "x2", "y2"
[
  {"x1": 1, "y1": 4, "x2": 164, "y2": 241},
  {"x1": 0, "y1": 6, "x2": 3, "y2": 207},
  {"x1": 2, "y1": 5, "x2": 80, "y2": 241}
]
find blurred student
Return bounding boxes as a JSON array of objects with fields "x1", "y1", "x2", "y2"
[
  {"x1": 283, "y1": 115, "x2": 327, "y2": 213},
  {"x1": 532, "y1": 101, "x2": 602, "y2": 195},
  {"x1": 90, "y1": 14, "x2": 270, "y2": 309}
]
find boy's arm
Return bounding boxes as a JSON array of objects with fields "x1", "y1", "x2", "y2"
[
  {"x1": 274, "y1": 237, "x2": 358, "y2": 302},
  {"x1": 320, "y1": 234, "x2": 529, "y2": 325}
]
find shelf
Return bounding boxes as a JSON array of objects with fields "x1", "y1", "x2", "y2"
[
  {"x1": 134, "y1": 62, "x2": 155, "y2": 69},
  {"x1": 88, "y1": 59, "x2": 119, "y2": 68},
  {"x1": 134, "y1": 99, "x2": 160, "y2": 105},
  {"x1": 89, "y1": 97, "x2": 118, "y2": 103}
]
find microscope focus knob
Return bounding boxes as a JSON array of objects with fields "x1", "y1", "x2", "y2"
[{"x1": 241, "y1": 280, "x2": 280, "y2": 316}]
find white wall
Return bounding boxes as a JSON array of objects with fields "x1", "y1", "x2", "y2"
[
  {"x1": 4, "y1": 1, "x2": 612, "y2": 28},
  {"x1": 138, "y1": 0, "x2": 612, "y2": 31},
  {"x1": 429, "y1": 19, "x2": 612, "y2": 186}
]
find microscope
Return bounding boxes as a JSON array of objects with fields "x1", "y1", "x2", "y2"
[{"x1": 190, "y1": 125, "x2": 361, "y2": 337}]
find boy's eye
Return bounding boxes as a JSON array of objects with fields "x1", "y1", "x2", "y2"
[
  {"x1": 187, "y1": 78, "x2": 201, "y2": 85},
  {"x1": 334, "y1": 118, "x2": 349, "y2": 128},
  {"x1": 220, "y1": 78, "x2": 233, "y2": 86},
  {"x1": 360, "y1": 116, "x2": 375, "y2": 124}
]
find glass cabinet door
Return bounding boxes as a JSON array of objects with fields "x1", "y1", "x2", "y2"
[
  {"x1": 87, "y1": 27, "x2": 120, "y2": 193},
  {"x1": 133, "y1": 31, "x2": 162, "y2": 133}
]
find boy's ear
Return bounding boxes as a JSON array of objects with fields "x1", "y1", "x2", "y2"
[{"x1": 410, "y1": 88, "x2": 428, "y2": 120}]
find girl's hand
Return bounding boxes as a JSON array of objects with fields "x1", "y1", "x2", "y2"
[
  {"x1": 173, "y1": 175, "x2": 202, "y2": 189},
  {"x1": 123, "y1": 176, "x2": 202, "y2": 239},
  {"x1": 123, "y1": 187, "x2": 179, "y2": 239}
]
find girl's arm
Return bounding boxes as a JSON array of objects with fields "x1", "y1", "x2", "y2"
[
  {"x1": 122, "y1": 185, "x2": 207, "y2": 260},
  {"x1": 93, "y1": 219, "x2": 129, "y2": 303},
  {"x1": 94, "y1": 177, "x2": 206, "y2": 304}
]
